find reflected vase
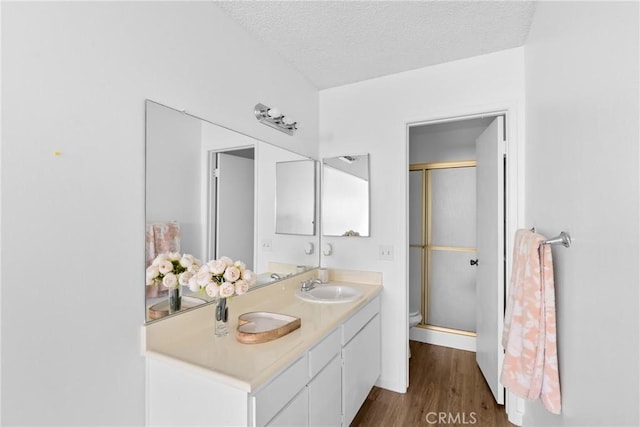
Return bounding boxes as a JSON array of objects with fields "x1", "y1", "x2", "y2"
[
  {"x1": 168, "y1": 287, "x2": 181, "y2": 314},
  {"x1": 215, "y1": 297, "x2": 229, "y2": 337}
]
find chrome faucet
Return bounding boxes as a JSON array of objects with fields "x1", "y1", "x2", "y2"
[
  {"x1": 300, "y1": 278, "x2": 322, "y2": 292},
  {"x1": 270, "y1": 273, "x2": 281, "y2": 280}
]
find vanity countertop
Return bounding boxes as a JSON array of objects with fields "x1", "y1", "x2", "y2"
[{"x1": 143, "y1": 269, "x2": 382, "y2": 392}]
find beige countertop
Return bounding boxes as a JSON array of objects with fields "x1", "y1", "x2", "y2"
[{"x1": 143, "y1": 269, "x2": 382, "y2": 392}]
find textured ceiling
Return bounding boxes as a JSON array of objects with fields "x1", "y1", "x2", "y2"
[{"x1": 215, "y1": 1, "x2": 536, "y2": 89}]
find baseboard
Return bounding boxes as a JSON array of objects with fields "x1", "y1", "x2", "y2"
[
  {"x1": 374, "y1": 376, "x2": 407, "y2": 394},
  {"x1": 409, "y1": 327, "x2": 476, "y2": 352}
]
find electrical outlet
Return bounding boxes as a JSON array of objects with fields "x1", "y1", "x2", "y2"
[
  {"x1": 261, "y1": 239, "x2": 272, "y2": 251},
  {"x1": 379, "y1": 245, "x2": 393, "y2": 260}
]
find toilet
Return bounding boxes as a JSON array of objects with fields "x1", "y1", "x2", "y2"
[
  {"x1": 409, "y1": 310, "x2": 422, "y2": 329},
  {"x1": 408, "y1": 310, "x2": 422, "y2": 358}
]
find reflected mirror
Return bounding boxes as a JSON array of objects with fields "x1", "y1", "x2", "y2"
[
  {"x1": 322, "y1": 154, "x2": 370, "y2": 237},
  {"x1": 275, "y1": 160, "x2": 316, "y2": 235},
  {"x1": 145, "y1": 100, "x2": 319, "y2": 322}
]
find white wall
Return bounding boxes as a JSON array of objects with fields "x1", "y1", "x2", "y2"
[
  {"x1": 524, "y1": 2, "x2": 639, "y2": 426},
  {"x1": 1, "y1": 2, "x2": 317, "y2": 425},
  {"x1": 409, "y1": 117, "x2": 492, "y2": 163},
  {"x1": 319, "y1": 47, "x2": 526, "y2": 392}
]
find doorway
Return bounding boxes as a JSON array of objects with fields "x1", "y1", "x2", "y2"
[
  {"x1": 408, "y1": 117, "x2": 494, "y2": 351},
  {"x1": 407, "y1": 112, "x2": 511, "y2": 407}
]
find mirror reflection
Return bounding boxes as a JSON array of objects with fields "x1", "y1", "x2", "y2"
[
  {"x1": 275, "y1": 160, "x2": 316, "y2": 235},
  {"x1": 322, "y1": 154, "x2": 370, "y2": 237},
  {"x1": 145, "y1": 100, "x2": 319, "y2": 322}
]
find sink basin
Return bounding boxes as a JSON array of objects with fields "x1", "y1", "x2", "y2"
[{"x1": 295, "y1": 284, "x2": 363, "y2": 303}]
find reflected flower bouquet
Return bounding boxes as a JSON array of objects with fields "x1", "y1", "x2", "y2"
[
  {"x1": 188, "y1": 256, "x2": 256, "y2": 298},
  {"x1": 146, "y1": 252, "x2": 201, "y2": 289}
]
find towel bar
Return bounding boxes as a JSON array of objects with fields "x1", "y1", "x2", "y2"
[{"x1": 530, "y1": 228, "x2": 572, "y2": 248}]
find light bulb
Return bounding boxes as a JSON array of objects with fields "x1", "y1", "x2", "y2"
[
  {"x1": 267, "y1": 108, "x2": 281, "y2": 118},
  {"x1": 282, "y1": 116, "x2": 295, "y2": 125}
]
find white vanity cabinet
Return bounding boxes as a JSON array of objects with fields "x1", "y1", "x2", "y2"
[
  {"x1": 340, "y1": 294, "x2": 381, "y2": 426},
  {"x1": 265, "y1": 295, "x2": 381, "y2": 427},
  {"x1": 146, "y1": 294, "x2": 381, "y2": 427}
]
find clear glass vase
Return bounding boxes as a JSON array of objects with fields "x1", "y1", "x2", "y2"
[
  {"x1": 168, "y1": 287, "x2": 181, "y2": 314},
  {"x1": 215, "y1": 297, "x2": 229, "y2": 337}
]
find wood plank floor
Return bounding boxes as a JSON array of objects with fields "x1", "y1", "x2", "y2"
[{"x1": 351, "y1": 341, "x2": 513, "y2": 427}]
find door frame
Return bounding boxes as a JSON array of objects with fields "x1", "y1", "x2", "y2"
[
  {"x1": 404, "y1": 101, "x2": 525, "y2": 425},
  {"x1": 205, "y1": 146, "x2": 255, "y2": 262}
]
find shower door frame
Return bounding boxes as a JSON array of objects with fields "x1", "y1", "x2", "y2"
[{"x1": 410, "y1": 160, "x2": 477, "y2": 338}]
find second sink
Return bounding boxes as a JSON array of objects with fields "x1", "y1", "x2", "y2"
[{"x1": 295, "y1": 284, "x2": 363, "y2": 303}]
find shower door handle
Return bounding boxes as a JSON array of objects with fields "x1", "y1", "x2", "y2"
[{"x1": 470, "y1": 259, "x2": 478, "y2": 266}]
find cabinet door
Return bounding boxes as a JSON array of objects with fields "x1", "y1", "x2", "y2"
[
  {"x1": 342, "y1": 314, "x2": 381, "y2": 426},
  {"x1": 252, "y1": 355, "x2": 308, "y2": 426},
  {"x1": 267, "y1": 387, "x2": 308, "y2": 427},
  {"x1": 308, "y1": 355, "x2": 342, "y2": 427}
]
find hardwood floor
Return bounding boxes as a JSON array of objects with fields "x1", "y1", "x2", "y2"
[{"x1": 351, "y1": 341, "x2": 513, "y2": 427}]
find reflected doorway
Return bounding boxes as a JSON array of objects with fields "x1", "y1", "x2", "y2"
[{"x1": 208, "y1": 148, "x2": 255, "y2": 269}]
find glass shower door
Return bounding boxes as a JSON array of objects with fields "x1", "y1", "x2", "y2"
[
  {"x1": 427, "y1": 166, "x2": 477, "y2": 334},
  {"x1": 409, "y1": 161, "x2": 477, "y2": 336}
]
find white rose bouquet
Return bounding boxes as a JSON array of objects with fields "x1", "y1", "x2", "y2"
[
  {"x1": 146, "y1": 252, "x2": 202, "y2": 289},
  {"x1": 188, "y1": 256, "x2": 256, "y2": 299}
]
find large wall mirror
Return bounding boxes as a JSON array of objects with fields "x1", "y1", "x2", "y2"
[
  {"x1": 322, "y1": 154, "x2": 370, "y2": 237},
  {"x1": 145, "y1": 100, "x2": 319, "y2": 322}
]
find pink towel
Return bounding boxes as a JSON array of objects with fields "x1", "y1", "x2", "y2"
[
  {"x1": 501, "y1": 229, "x2": 561, "y2": 414},
  {"x1": 145, "y1": 221, "x2": 181, "y2": 267}
]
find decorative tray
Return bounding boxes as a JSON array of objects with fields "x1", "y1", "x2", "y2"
[
  {"x1": 236, "y1": 312, "x2": 301, "y2": 344},
  {"x1": 147, "y1": 296, "x2": 206, "y2": 320}
]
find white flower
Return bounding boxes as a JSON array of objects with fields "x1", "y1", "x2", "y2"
[
  {"x1": 179, "y1": 254, "x2": 195, "y2": 268},
  {"x1": 187, "y1": 264, "x2": 200, "y2": 275},
  {"x1": 198, "y1": 264, "x2": 210, "y2": 274},
  {"x1": 146, "y1": 277, "x2": 156, "y2": 286},
  {"x1": 205, "y1": 283, "x2": 219, "y2": 298},
  {"x1": 219, "y1": 281, "x2": 235, "y2": 298},
  {"x1": 168, "y1": 252, "x2": 181, "y2": 261},
  {"x1": 188, "y1": 276, "x2": 201, "y2": 293},
  {"x1": 241, "y1": 269, "x2": 255, "y2": 285},
  {"x1": 195, "y1": 270, "x2": 211, "y2": 287},
  {"x1": 158, "y1": 260, "x2": 174, "y2": 275},
  {"x1": 224, "y1": 266, "x2": 241, "y2": 282},
  {"x1": 178, "y1": 271, "x2": 193, "y2": 287},
  {"x1": 207, "y1": 259, "x2": 227, "y2": 275},
  {"x1": 235, "y1": 280, "x2": 248, "y2": 295},
  {"x1": 152, "y1": 253, "x2": 170, "y2": 266},
  {"x1": 234, "y1": 260, "x2": 246, "y2": 272},
  {"x1": 220, "y1": 256, "x2": 234, "y2": 267},
  {"x1": 146, "y1": 265, "x2": 159, "y2": 281},
  {"x1": 162, "y1": 272, "x2": 178, "y2": 288}
]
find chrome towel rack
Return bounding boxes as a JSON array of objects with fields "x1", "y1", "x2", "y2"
[{"x1": 531, "y1": 228, "x2": 572, "y2": 248}]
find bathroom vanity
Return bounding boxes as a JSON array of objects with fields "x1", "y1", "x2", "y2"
[{"x1": 143, "y1": 270, "x2": 382, "y2": 426}]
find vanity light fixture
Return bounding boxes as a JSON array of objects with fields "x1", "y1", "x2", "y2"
[
  {"x1": 254, "y1": 103, "x2": 301, "y2": 136},
  {"x1": 338, "y1": 155, "x2": 357, "y2": 164}
]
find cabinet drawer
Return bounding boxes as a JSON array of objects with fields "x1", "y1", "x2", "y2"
[
  {"x1": 252, "y1": 354, "x2": 308, "y2": 427},
  {"x1": 266, "y1": 387, "x2": 309, "y2": 427},
  {"x1": 342, "y1": 295, "x2": 380, "y2": 345},
  {"x1": 308, "y1": 327, "x2": 340, "y2": 379}
]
